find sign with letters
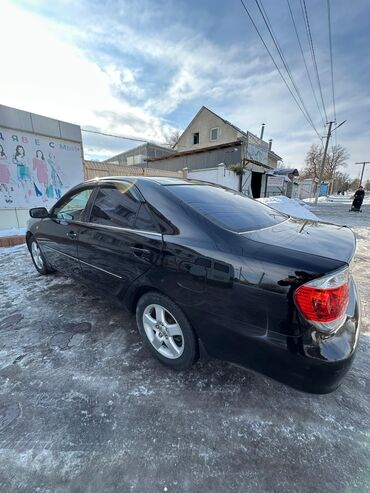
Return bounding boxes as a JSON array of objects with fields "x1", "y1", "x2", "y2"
[
  {"x1": 267, "y1": 175, "x2": 285, "y2": 188},
  {"x1": 0, "y1": 127, "x2": 83, "y2": 208},
  {"x1": 246, "y1": 132, "x2": 269, "y2": 165}
]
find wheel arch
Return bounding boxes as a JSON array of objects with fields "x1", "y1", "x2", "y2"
[
  {"x1": 26, "y1": 231, "x2": 33, "y2": 251},
  {"x1": 124, "y1": 284, "x2": 163, "y2": 314},
  {"x1": 125, "y1": 284, "x2": 209, "y2": 361}
]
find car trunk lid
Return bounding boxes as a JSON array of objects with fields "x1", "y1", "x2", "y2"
[{"x1": 241, "y1": 218, "x2": 356, "y2": 265}]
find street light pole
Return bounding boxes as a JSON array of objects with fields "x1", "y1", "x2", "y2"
[
  {"x1": 355, "y1": 162, "x2": 370, "y2": 187},
  {"x1": 314, "y1": 121, "x2": 334, "y2": 204},
  {"x1": 314, "y1": 120, "x2": 346, "y2": 204}
]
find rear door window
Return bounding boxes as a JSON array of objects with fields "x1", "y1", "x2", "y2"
[
  {"x1": 135, "y1": 204, "x2": 158, "y2": 231},
  {"x1": 90, "y1": 183, "x2": 139, "y2": 228},
  {"x1": 166, "y1": 184, "x2": 286, "y2": 232},
  {"x1": 89, "y1": 183, "x2": 158, "y2": 232}
]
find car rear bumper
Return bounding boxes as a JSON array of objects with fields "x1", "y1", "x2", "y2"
[{"x1": 190, "y1": 279, "x2": 361, "y2": 394}]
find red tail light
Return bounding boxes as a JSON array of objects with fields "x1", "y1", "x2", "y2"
[{"x1": 294, "y1": 268, "x2": 350, "y2": 333}]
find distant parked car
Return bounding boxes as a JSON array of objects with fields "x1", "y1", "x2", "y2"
[{"x1": 26, "y1": 177, "x2": 360, "y2": 393}]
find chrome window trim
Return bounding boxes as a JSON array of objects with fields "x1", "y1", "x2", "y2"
[
  {"x1": 75, "y1": 221, "x2": 162, "y2": 237},
  {"x1": 43, "y1": 245, "x2": 122, "y2": 279}
]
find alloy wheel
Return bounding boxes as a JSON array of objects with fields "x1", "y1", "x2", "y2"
[
  {"x1": 31, "y1": 241, "x2": 44, "y2": 270},
  {"x1": 142, "y1": 304, "x2": 184, "y2": 359}
]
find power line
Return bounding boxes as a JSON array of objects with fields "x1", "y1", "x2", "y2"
[
  {"x1": 239, "y1": 0, "x2": 322, "y2": 140},
  {"x1": 255, "y1": 0, "x2": 320, "y2": 136},
  {"x1": 286, "y1": 0, "x2": 325, "y2": 127},
  {"x1": 81, "y1": 128, "x2": 170, "y2": 147},
  {"x1": 327, "y1": 0, "x2": 336, "y2": 123},
  {"x1": 300, "y1": 0, "x2": 328, "y2": 123}
]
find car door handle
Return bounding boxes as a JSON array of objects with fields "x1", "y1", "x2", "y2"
[
  {"x1": 131, "y1": 247, "x2": 152, "y2": 261},
  {"x1": 66, "y1": 231, "x2": 77, "y2": 239}
]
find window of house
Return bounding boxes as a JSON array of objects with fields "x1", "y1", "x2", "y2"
[
  {"x1": 53, "y1": 188, "x2": 93, "y2": 221},
  {"x1": 210, "y1": 128, "x2": 219, "y2": 141},
  {"x1": 193, "y1": 132, "x2": 199, "y2": 145}
]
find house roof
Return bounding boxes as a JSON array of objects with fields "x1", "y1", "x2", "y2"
[
  {"x1": 268, "y1": 149, "x2": 282, "y2": 161},
  {"x1": 177, "y1": 106, "x2": 247, "y2": 147},
  {"x1": 147, "y1": 140, "x2": 243, "y2": 161},
  {"x1": 104, "y1": 142, "x2": 172, "y2": 163},
  {"x1": 176, "y1": 106, "x2": 282, "y2": 160},
  {"x1": 273, "y1": 168, "x2": 299, "y2": 176}
]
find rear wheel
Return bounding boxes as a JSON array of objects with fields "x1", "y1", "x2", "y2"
[
  {"x1": 29, "y1": 236, "x2": 54, "y2": 275},
  {"x1": 136, "y1": 292, "x2": 198, "y2": 370}
]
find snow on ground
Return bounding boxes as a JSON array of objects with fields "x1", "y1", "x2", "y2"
[
  {"x1": 303, "y1": 196, "x2": 327, "y2": 203},
  {"x1": 0, "y1": 227, "x2": 26, "y2": 237},
  {"x1": 258, "y1": 195, "x2": 319, "y2": 220},
  {"x1": 0, "y1": 201, "x2": 369, "y2": 492}
]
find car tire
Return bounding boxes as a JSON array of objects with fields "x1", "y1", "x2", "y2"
[
  {"x1": 136, "y1": 291, "x2": 198, "y2": 370},
  {"x1": 29, "y1": 236, "x2": 54, "y2": 275}
]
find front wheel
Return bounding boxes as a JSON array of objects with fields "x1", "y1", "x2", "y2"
[
  {"x1": 29, "y1": 236, "x2": 54, "y2": 275},
  {"x1": 136, "y1": 292, "x2": 198, "y2": 370}
]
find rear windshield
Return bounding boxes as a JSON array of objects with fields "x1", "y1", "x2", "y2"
[{"x1": 166, "y1": 184, "x2": 287, "y2": 232}]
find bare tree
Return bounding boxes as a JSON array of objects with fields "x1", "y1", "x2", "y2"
[
  {"x1": 165, "y1": 130, "x2": 182, "y2": 149},
  {"x1": 365, "y1": 179, "x2": 370, "y2": 191},
  {"x1": 332, "y1": 171, "x2": 351, "y2": 192},
  {"x1": 349, "y1": 178, "x2": 360, "y2": 191},
  {"x1": 301, "y1": 144, "x2": 349, "y2": 181}
]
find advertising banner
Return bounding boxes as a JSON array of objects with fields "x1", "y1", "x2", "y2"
[
  {"x1": 267, "y1": 175, "x2": 285, "y2": 188},
  {"x1": 0, "y1": 127, "x2": 83, "y2": 208},
  {"x1": 246, "y1": 132, "x2": 269, "y2": 165}
]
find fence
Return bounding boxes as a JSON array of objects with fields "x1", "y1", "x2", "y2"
[{"x1": 83, "y1": 161, "x2": 187, "y2": 180}]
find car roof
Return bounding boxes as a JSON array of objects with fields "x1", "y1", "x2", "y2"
[{"x1": 85, "y1": 176, "x2": 203, "y2": 186}]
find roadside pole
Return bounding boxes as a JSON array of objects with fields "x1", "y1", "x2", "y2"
[
  {"x1": 314, "y1": 121, "x2": 334, "y2": 205},
  {"x1": 314, "y1": 120, "x2": 346, "y2": 204},
  {"x1": 355, "y1": 161, "x2": 370, "y2": 186}
]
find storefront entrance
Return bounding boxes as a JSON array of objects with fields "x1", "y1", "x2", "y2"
[{"x1": 251, "y1": 171, "x2": 262, "y2": 198}]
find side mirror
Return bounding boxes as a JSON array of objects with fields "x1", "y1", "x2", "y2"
[{"x1": 29, "y1": 207, "x2": 49, "y2": 219}]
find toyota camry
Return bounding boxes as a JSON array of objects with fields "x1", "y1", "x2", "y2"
[{"x1": 26, "y1": 177, "x2": 360, "y2": 393}]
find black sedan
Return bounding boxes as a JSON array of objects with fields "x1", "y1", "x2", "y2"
[{"x1": 26, "y1": 177, "x2": 360, "y2": 393}]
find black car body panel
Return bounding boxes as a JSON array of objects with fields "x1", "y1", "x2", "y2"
[
  {"x1": 27, "y1": 177, "x2": 361, "y2": 393},
  {"x1": 243, "y1": 217, "x2": 356, "y2": 264}
]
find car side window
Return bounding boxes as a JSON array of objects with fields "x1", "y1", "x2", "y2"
[
  {"x1": 53, "y1": 188, "x2": 93, "y2": 221},
  {"x1": 135, "y1": 204, "x2": 157, "y2": 231},
  {"x1": 90, "y1": 184, "x2": 140, "y2": 229}
]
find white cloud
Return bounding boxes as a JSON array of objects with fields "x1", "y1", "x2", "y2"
[
  {"x1": 1, "y1": 0, "x2": 369, "y2": 180},
  {"x1": 0, "y1": 1, "x2": 176, "y2": 158}
]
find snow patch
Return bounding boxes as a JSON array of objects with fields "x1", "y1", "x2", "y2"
[
  {"x1": 303, "y1": 196, "x2": 328, "y2": 203},
  {"x1": 257, "y1": 196, "x2": 319, "y2": 220},
  {"x1": 0, "y1": 244, "x2": 28, "y2": 255},
  {"x1": 0, "y1": 227, "x2": 26, "y2": 237}
]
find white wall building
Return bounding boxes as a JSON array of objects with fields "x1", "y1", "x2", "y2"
[
  {"x1": 0, "y1": 105, "x2": 83, "y2": 232},
  {"x1": 149, "y1": 106, "x2": 282, "y2": 198}
]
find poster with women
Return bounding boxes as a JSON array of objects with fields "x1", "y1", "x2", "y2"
[{"x1": 0, "y1": 127, "x2": 83, "y2": 208}]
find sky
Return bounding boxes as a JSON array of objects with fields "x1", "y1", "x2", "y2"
[{"x1": 1, "y1": 0, "x2": 370, "y2": 180}]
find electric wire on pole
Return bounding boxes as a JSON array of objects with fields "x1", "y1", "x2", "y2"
[
  {"x1": 81, "y1": 128, "x2": 190, "y2": 149},
  {"x1": 327, "y1": 0, "x2": 336, "y2": 124},
  {"x1": 239, "y1": 0, "x2": 322, "y2": 140},
  {"x1": 314, "y1": 120, "x2": 346, "y2": 204},
  {"x1": 255, "y1": 0, "x2": 319, "y2": 136},
  {"x1": 300, "y1": 0, "x2": 328, "y2": 123},
  {"x1": 286, "y1": 0, "x2": 325, "y2": 127}
]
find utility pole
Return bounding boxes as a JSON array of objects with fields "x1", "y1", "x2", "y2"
[
  {"x1": 314, "y1": 120, "x2": 346, "y2": 204},
  {"x1": 355, "y1": 162, "x2": 370, "y2": 186},
  {"x1": 314, "y1": 121, "x2": 334, "y2": 204}
]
